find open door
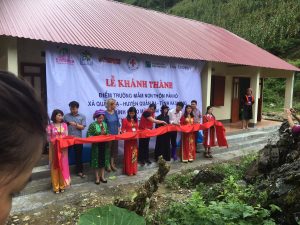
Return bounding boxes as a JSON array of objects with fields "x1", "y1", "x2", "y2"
[
  {"x1": 257, "y1": 78, "x2": 264, "y2": 122},
  {"x1": 231, "y1": 77, "x2": 240, "y2": 122}
]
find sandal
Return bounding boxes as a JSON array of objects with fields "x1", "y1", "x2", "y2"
[
  {"x1": 95, "y1": 180, "x2": 100, "y2": 185},
  {"x1": 100, "y1": 178, "x2": 107, "y2": 183},
  {"x1": 204, "y1": 153, "x2": 210, "y2": 158},
  {"x1": 78, "y1": 173, "x2": 86, "y2": 178},
  {"x1": 111, "y1": 165, "x2": 117, "y2": 172}
]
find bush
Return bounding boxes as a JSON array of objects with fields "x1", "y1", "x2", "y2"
[
  {"x1": 165, "y1": 170, "x2": 195, "y2": 189},
  {"x1": 160, "y1": 192, "x2": 276, "y2": 225}
]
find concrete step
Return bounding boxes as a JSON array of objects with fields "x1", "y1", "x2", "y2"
[{"x1": 226, "y1": 130, "x2": 275, "y2": 144}]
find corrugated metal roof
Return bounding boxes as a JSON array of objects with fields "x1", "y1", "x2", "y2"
[{"x1": 0, "y1": 0, "x2": 298, "y2": 71}]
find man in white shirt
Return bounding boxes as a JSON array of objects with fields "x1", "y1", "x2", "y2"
[
  {"x1": 191, "y1": 100, "x2": 202, "y2": 152},
  {"x1": 168, "y1": 102, "x2": 184, "y2": 161}
]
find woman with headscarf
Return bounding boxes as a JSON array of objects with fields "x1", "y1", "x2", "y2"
[{"x1": 87, "y1": 109, "x2": 108, "y2": 184}]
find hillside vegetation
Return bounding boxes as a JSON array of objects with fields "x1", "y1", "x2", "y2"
[{"x1": 118, "y1": 0, "x2": 300, "y2": 110}]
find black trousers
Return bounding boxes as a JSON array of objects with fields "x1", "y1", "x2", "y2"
[
  {"x1": 73, "y1": 144, "x2": 83, "y2": 174},
  {"x1": 155, "y1": 133, "x2": 171, "y2": 161},
  {"x1": 138, "y1": 138, "x2": 150, "y2": 162},
  {"x1": 170, "y1": 131, "x2": 177, "y2": 150},
  {"x1": 98, "y1": 142, "x2": 106, "y2": 168}
]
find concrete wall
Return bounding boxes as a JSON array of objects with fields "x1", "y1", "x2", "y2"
[{"x1": 0, "y1": 36, "x2": 18, "y2": 75}]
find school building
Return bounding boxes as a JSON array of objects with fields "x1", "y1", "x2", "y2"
[{"x1": 0, "y1": 0, "x2": 299, "y2": 126}]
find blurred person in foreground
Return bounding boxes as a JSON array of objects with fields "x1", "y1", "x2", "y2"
[{"x1": 0, "y1": 71, "x2": 47, "y2": 225}]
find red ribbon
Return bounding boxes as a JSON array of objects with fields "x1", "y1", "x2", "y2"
[{"x1": 51, "y1": 121, "x2": 228, "y2": 151}]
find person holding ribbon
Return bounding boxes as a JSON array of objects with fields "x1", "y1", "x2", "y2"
[
  {"x1": 47, "y1": 109, "x2": 70, "y2": 194},
  {"x1": 180, "y1": 105, "x2": 196, "y2": 162},
  {"x1": 203, "y1": 106, "x2": 217, "y2": 158},
  {"x1": 87, "y1": 110, "x2": 108, "y2": 185},
  {"x1": 105, "y1": 98, "x2": 121, "y2": 172},
  {"x1": 154, "y1": 105, "x2": 171, "y2": 161},
  {"x1": 121, "y1": 107, "x2": 139, "y2": 176},
  {"x1": 138, "y1": 103, "x2": 167, "y2": 166}
]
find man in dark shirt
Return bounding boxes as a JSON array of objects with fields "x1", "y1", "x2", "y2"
[
  {"x1": 64, "y1": 101, "x2": 86, "y2": 178},
  {"x1": 138, "y1": 103, "x2": 167, "y2": 166}
]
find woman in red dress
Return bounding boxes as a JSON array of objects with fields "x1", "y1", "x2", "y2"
[
  {"x1": 122, "y1": 107, "x2": 138, "y2": 176},
  {"x1": 203, "y1": 106, "x2": 216, "y2": 158},
  {"x1": 180, "y1": 105, "x2": 196, "y2": 162}
]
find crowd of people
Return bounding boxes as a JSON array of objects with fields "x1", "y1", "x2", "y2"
[{"x1": 47, "y1": 99, "x2": 218, "y2": 193}]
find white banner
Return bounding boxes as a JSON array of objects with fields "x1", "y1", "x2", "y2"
[{"x1": 46, "y1": 45, "x2": 204, "y2": 130}]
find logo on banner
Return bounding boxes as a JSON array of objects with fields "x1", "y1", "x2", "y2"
[
  {"x1": 127, "y1": 57, "x2": 139, "y2": 70},
  {"x1": 56, "y1": 47, "x2": 74, "y2": 65},
  {"x1": 80, "y1": 50, "x2": 93, "y2": 65},
  {"x1": 170, "y1": 63, "x2": 177, "y2": 69},
  {"x1": 145, "y1": 61, "x2": 167, "y2": 68},
  {"x1": 177, "y1": 64, "x2": 192, "y2": 70},
  {"x1": 99, "y1": 57, "x2": 121, "y2": 64}
]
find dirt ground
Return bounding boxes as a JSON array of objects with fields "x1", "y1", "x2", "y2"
[{"x1": 7, "y1": 178, "x2": 191, "y2": 225}]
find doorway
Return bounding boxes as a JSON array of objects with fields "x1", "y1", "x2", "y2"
[
  {"x1": 231, "y1": 77, "x2": 263, "y2": 123},
  {"x1": 231, "y1": 77, "x2": 250, "y2": 123}
]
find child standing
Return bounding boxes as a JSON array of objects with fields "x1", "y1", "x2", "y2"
[{"x1": 203, "y1": 106, "x2": 216, "y2": 158}]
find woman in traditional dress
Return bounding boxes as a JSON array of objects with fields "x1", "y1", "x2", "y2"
[
  {"x1": 154, "y1": 105, "x2": 171, "y2": 161},
  {"x1": 47, "y1": 109, "x2": 70, "y2": 194},
  {"x1": 203, "y1": 106, "x2": 217, "y2": 158},
  {"x1": 242, "y1": 88, "x2": 254, "y2": 129},
  {"x1": 180, "y1": 105, "x2": 196, "y2": 162},
  {"x1": 87, "y1": 109, "x2": 108, "y2": 184},
  {"x1": 121, "y1": 107, "x2": 139, "y2": 176}
]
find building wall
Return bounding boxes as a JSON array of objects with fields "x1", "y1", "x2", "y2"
[
  {"x1": 18, "y1": 39, "x2": 46, "y2": 64},
  {"x1": 210, "y1": 62, "x2": 233, "y2": 121},
  {"x1": 1, "y1": 37, "x2": 295, "y2": 121}
]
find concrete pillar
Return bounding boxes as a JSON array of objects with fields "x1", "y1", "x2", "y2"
[
  {"x1": 201, "y1": 61, "x2": 212, "y2": 114},
  {"x1": 250, "y1": 69, "x2": 260, "y2": 125},
  {"x1": 6, "y1": 38, "x2": 18, "y2": 76},
  {"x1": 284, "y1": 73, "x2": 294, "y2": 109}
]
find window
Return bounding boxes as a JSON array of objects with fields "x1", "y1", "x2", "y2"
[{"x1": 211, "y1": 76, "x2": 225, "y2": 106}]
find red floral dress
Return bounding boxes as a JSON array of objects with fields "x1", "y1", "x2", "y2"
[
  {"x1": 180, "y1": 115, "x2": 196, "y2": 162},
  {"x1": 122, "y1": 118, "x2": 138, "y2": 175},
  {"x1": 203, "y1": 114, "x2": 217, "y2": 147}
]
